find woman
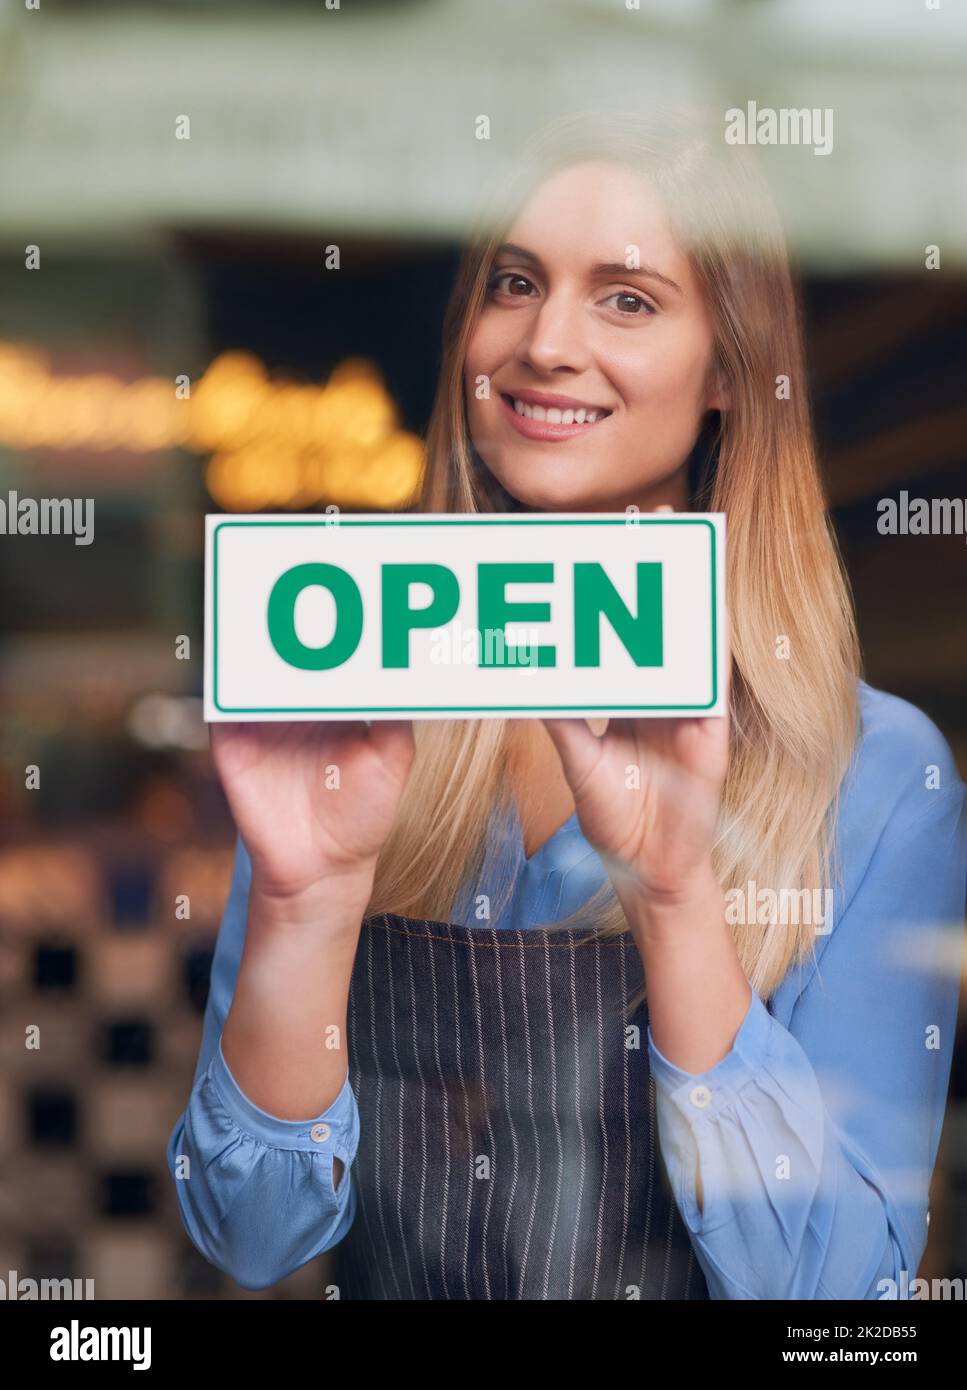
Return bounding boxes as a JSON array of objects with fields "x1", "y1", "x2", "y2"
[{"x1": 168, "y1": 109, "x2": 967, "y2": 1300}]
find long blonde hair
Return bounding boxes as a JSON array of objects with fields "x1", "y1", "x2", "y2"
[{"x1": 364, "y1": 107, "x2": 861, "y2": 1002}]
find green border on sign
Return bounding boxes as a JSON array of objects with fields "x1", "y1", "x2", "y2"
[{"x1": 212, "y1": 517, "x2": 718, "y2": 713}]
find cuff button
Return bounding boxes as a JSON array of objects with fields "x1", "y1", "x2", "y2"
[
  {"x1": 310, "y1": 1122, "x2": 331, "y2": 1143},
  {"x1": 688, "y1": 1085, "x2": 711, "y2": 1109}
]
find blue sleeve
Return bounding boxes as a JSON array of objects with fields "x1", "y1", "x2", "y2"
[
  {"x1": 646, "y1": 715, "x2": 967, "y2": 1300},
  {"x1": 166, "y1": 834, "x2": 361, "y2": 1290}
]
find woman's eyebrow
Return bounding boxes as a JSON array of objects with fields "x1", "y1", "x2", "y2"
[
  {"x1": 494, "y1": 243, "x2": 683, "y2": 297},
  {"x1": 592, "y1": 261, "x2": 684, "y2": 297}
]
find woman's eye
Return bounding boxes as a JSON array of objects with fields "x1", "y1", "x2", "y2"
[
  {"x1": 486, "y1": 273, "x2": 655, "y2": 315},
  {"x1": 487, "y1": 271, "x2": 536, "y2": 298},
  {"x1": 604, "y1": 291, "x2": 657, "y2": 316}
]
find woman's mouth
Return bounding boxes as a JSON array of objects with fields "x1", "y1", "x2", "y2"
[{"x1": 498, "y1": 392, "x2": 613, "y2": 441}]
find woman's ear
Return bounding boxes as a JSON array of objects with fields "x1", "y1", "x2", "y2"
[{"x1": 706, "y1": 373, "x2": 731, "y2": 413}]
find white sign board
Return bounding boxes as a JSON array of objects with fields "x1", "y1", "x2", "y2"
[{"x1": 204, "y1": 512, "x2": 726, "y2": 721}]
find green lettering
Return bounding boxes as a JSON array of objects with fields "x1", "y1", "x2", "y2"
[
  {"x1": 477, "y1": 563, "x2": 556, "y2": 667},
  {"x1": 267, "y1": 562, "x2": 363, "y2": 670},
  {"x1": 574, "y1": 562, "x2": 662, "y2": 666},
  {"x1": 382, "y1": 563, "x2": 460, "y2": 667}
]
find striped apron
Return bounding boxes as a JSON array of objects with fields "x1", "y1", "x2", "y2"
[{"x1": 332, "y1": 912, "x2": 710, "y2": 1301}]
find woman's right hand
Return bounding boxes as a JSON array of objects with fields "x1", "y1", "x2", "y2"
[{"x1": 210, "y1": 719, "x2": 416, "y2": 903}]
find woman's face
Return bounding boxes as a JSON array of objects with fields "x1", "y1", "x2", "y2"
[{"x1": 464, "y1": 160, "x2": 726, "y2": 513}]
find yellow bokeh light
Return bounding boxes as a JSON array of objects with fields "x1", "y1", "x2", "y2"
[{"x1": 0, "y1": 340, "x2": 424, "y2": 510}]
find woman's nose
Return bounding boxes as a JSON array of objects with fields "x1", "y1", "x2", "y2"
[{"x1": 514, "y1": 294, "x2": 592, "y2": 375}]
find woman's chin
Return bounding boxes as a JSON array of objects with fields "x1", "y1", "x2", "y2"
[{"x1": 487, "y1": 469, "x2": 598, "y2": 514}]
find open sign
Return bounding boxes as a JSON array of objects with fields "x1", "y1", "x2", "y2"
[{"x1": 204, "y1": 513, "x2": 725, "y2": 721}]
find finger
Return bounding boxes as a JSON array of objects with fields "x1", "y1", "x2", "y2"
[{"x1": 541, "y1": 716, "x2": 602, "y2": 793}]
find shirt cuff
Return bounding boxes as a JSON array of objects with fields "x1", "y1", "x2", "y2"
[
  {"x1": 208, "y1": 1034, "x2": 358, "y2": 1154},
  {"x1": 646, "y1": 985, "x2": 774, "y2": 1124}
]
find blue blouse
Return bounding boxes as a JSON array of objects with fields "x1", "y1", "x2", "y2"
[{"x1": 167, "y1": 681, "x2": 967, "y2": 1297}]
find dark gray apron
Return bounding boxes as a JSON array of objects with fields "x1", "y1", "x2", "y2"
[{"x1": 332, "y1": 913, "x2": 710, "y2": 1301}]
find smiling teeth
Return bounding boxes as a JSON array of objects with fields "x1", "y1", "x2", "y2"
[{"x1": 511, "y1": 397, "x2": 600, "y2": 424}]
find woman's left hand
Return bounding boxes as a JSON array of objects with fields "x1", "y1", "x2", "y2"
[{"x1": 541, "y1": 657, "x2": 730, "y2": 902}]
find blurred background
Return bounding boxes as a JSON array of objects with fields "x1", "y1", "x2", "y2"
[{"x1": 0, "y1": 0, "x2": 965, "y2": 1299}]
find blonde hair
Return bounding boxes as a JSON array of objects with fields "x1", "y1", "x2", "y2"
[{"x1": 364, "y1": 107, "x2": 861, "y2": 1003}]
